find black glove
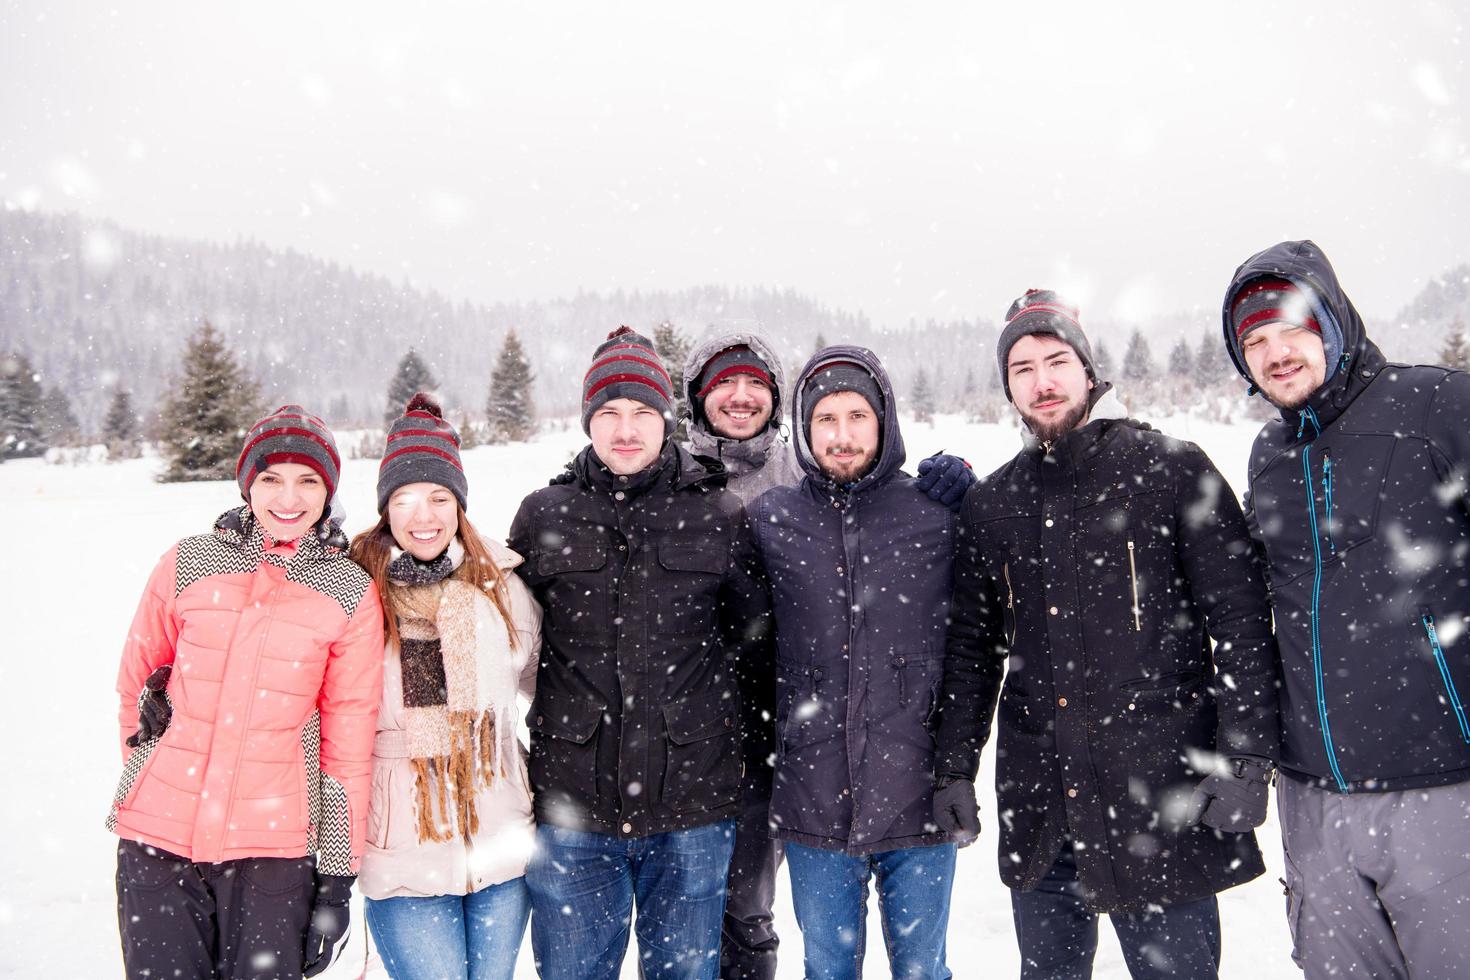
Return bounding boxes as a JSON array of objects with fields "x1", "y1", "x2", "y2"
[
  {"x1": 1185, "y1": 756, "x2": 1272, "y2": 832},
  {"x1": 932, "y1": 775, "x2": 981, "y2": 845},
  {"x1": 125, "y1": 665, "x2": 173, "y2": 748},
  {"x1": 915, "y1": 452, "x2": 976, "y2": 511},
  {"x1": 303, "y1": 873, "x2": 355, "y2": 978}
]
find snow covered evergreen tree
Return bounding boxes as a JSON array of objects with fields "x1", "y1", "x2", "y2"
[
  {"x1": 1194, "y1": 326, "x2": 1232, "y2": 388},
  {"x1": 1122, "y1": 329, "x2": 1155, "y2": 382},
  {"x1": 1167, "y1": 337, "x2": 1193, "y2": 377},
  {"x1": 0, "y1": 351, "x2": 47, "y2": 460},
  {"x1": 486, "y1": 329, "x2": 536, "y2": 443},
  {"x1": 1093, "y1": 339, "x2": 1116, "y2": 382},
  {"x1": 912, "y1": 367, "x2": 936, "y2": 423},
  {"x1": 651, "y1": 321, "x2": 692, "y2": 436},
  {"x1": 103, "y1": 386, "x2": 141, "y2": 459},
  {"x1": 1439, "y1": 320, "x2": 1470, "y2": 371},
  {"x1": 159, "y1": 322, "x2": 262, "y2": 482},
  {"x1": 39, "y1": 385, "x2": 81, "y2": 447},
  {"x1": 385, "y1": 349, "x2": 437, "y2": 429},
  {"x1": 813, "y1": 332, "x2": 829, "y2": 355}
]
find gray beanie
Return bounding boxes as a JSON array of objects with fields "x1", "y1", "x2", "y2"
[
  {"x1": 802, "y1": 361, "x2": 885, "y2": 443},
  {"x1": 995, "y1": 289, "x2": 1098, "y2": 401},
  {"x1": 378, "y1": 392, "x2": 468, "y2": 513}
]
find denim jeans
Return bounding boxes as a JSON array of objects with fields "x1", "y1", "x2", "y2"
[
  {"x1": 1010, "y1": 841, "x2": 1221, "y2": 980},
  {"x1": 364, "y1": 877, "x2": 530, "y2": 980},
  {"x1": 784, "y1": 840, "x2": 956, "y2": 980},
  {"x1": 525, "y1": 821, "x2": 736, "y2": 980}
]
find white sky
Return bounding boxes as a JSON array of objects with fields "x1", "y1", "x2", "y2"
[{"x1": 2, "y1": 1, "x2": 1466, "y2": 326}]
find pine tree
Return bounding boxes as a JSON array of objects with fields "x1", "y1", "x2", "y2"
[
  {"x1": 651, "y1": 321, "x2": 692, "y2": 434},
  {"x1": 912, "y1": 367, "x2": 936, "y2": 423},
  {"x1": 1093, "y1": 339, "x2": 1116, "y2": 382},
  {"x1": 1122, "y1": 329, "x2": 1155, "y2": 382},
  {"x1": 39, "y1": 385, "x2": 81, "y2": 447},
  {"x1": 1194, "y1": 326, "x2": 1231, "y2": 388},
  {"x1": 1167, "y1": 337, "x2": 1193, "y2": 377},
  {"x1": 457, "y1": 411, "x2": 481, "y2": 450},
  {"x1": 1440, "y1": 319, "x2": 1470, "y2": 371},
  {"x1": 486, "y1": 329, "x2": 537, "y2": 443},
  {"x1": 159, "y1": 322, "x2": 263, "y2": 482},
  {"x1": 0, "y1": 351, "x2": 47, "y2": 460},
  {"x1": 385, "y1": 349, "x2": 437, "y2": 428},
  {"x1": 103, "y1": 386, "x2": 141, "y2": 459},
  {"x1": 813, "y1": 332, "x2": 829, "y2": 356}
]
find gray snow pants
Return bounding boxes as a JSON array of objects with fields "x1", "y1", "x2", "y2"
[{"x1": 1277, "y1": 775, "x2": 1470, "y2": 979}]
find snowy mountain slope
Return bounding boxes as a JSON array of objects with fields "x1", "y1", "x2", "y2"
[{"x1": 0, "y1": 413, "x2": 1296, "y2": 979}]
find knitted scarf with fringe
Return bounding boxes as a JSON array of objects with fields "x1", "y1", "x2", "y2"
[{"x1": 388, "y1": 541, "x2": 517, "y2": 844}]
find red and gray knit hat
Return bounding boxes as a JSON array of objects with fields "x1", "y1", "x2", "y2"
[
  {"x1": 1230, "y1": 276, "x2": 1322, "y2": 342},
  {"x1": 995, "y1": 289, "x2": 1098, "y2": 401},
  {"x1": 581, "y1": 326, "x2": 674, "y2": 435},
  {"x1": 694, "y1": 344, "x2": 777, "y2": 420},
  {"x1": 236, "y1": 404, "x2": 341, "y2": 501},
  {"x1": 378, "y1": 392, "x2": 468, "y2": 513}
]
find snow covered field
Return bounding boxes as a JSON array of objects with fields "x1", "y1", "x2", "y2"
[{"x1": 0, "y1": 412, "x2": 1298, "y2": 979}]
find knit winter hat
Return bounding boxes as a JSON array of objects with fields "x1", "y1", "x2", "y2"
[
  {"x1": 1230, "y1": 277, "x2": 1323, "y2": 341},
  {"x1": 581, "y1": 326, "x2": 675, "y2": 435},
  {"x1": 802, "y1": 361, "x2": 885, "y2": 443},
  {"x1": 378, "y1": 392, "x2": 468, "y2": 513},
  {"x1": 694, "y1": 344, "x2": 778, "y2": 423},
  {"x1": 995, "y1": 289, "x2": 1098, "y2": 401},
  {"x1": 236, "y1": 404, "x2": 341, "y2": 501}
]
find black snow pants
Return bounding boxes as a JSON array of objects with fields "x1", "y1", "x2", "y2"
[{"x1": 116, "y1": 839, "x2": 315, "y2": 979}]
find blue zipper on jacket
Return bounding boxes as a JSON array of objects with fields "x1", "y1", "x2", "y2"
[
  {"x1": 1322, "y1": 455, "x2": 1335, "y2": 555},
  {"x1": 1421, "y1": 613, "x2": 1470, "y2": 744},
  {"x1": 1299, "y1": 406, "x2": 1348, "y2": 791}
]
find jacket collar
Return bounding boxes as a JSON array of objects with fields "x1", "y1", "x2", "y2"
[
  {"x1": 572, "y1": 441, "x2": 725, "y2": 498},
  {"x1": 214, "y1": 506, "x2": 349, "y2": 560}
]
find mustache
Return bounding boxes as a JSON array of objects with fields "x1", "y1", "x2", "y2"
[
  {"x1": 610, "y1": 438, "x2": 644, "y2": 448},
  {"x1": 824, "y1": 444, "x2": 866, "y2": 457},
  {"x1": 1029, "y1": 394, "x2": 1069, "y2": 409}
]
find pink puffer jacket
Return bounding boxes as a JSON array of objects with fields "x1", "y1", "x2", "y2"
[{"x1": 107, "y1": 508, "x2": 384, "y2": 874}]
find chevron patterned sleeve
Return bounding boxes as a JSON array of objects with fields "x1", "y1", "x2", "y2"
[
  {"x1": 115, "y1": 547, "x2": 181, "y2": 759},
  {"x1": 315, "y1": 582, "x2": 385, "y2": 874}
]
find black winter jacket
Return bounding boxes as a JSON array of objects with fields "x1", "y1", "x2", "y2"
[
  {"x1": 751, "y1": 346, "x2": 955, "y2": 856},
  {"x1": 1224, "y1": 240, "x2": 1470, "y2": 793},
  {"x1": 508, "y1": 441, "x2": 774, "y2": 838},
  {"x1": 934, "y1": 396, "x2": 1277, "y2": 912}
]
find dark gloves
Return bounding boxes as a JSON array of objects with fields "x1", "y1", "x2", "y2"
[
  {"x1": 125, "y1": 665, "x2": 173, "y2": 748},
  {"x1": 1185, "y1": 756, "x2": 1272, "y2": 832},
  {"x1": 915, "y1": 452, "x2": 976, "y2": 511},
  {"x1": 303, "y1": 873, "x2": 355, "y2": 978},
  {"x1": 932, "y1": 775, "x2": 981, "y2": 846}
]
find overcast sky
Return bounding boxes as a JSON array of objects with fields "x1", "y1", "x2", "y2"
[{"x1": 2, "y1": 2, "x2": 1466, "y2": 328}]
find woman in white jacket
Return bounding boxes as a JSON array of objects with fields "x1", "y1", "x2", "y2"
[{"x1": 351, "y1": 393, "x2": 541, "y2": 980}]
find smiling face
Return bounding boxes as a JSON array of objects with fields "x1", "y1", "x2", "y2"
[
  {"x1": 589, "y1": 397, "x2": 666, "y2": 475},
  {"x1": 702, "y1": 372, "x2": 775, "y2": 440},
  {"x1": 809, "y1": 390, "x2": 880, "y2": 482},
  {"x1": 386, "y1": 482, "x2": 460, "y2": 561},
  {"x1": 1007, "y1": 333, "x2": 1094, "y2": 443},
  {"x1": 248, "y1": 462, "x2": 328, "y2": 542},
  {"x1": 1241, "y1": 321, "x2": 1328, "y2": 410}
]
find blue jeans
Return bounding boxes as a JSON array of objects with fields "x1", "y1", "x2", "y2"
[
  {"x1": 364, "y1": 877, "x2": 530, "y2": 980},
  {"x1": 1011, "y1": 842, "x2": 1221, "y2": 980},
  {"x1": 526, "y1": 821, "x2": 736, "y2": 980},
  {"x1": 784, "y1": 840, "x2": 956, "y2": 980}
]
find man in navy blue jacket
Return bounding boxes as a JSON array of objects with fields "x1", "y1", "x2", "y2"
[
  {"x1": 1222, "y1": 240, "x2": 1470, "y2": 979},
  {"x1": 749, "y1": 346, "x2": 959, "y2": 980}
]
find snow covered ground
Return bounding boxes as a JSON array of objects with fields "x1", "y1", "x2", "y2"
[{"x1": 0, "y1": 412, "x2": 1298, "y2": 979}]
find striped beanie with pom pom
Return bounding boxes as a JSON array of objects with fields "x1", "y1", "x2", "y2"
[
  {"x1": 580, "y1": 326, "x2": 674, "y2": 436},
  {"x1": 378, "y1": 392, "x2": 468, "y2": 513}
]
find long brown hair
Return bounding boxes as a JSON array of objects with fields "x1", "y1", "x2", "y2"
[{"x1": 350, "y1": 504, "x2": 519, "y2": 651}]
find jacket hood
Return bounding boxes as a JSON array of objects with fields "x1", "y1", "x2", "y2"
[
  {"x1": 1221, "y1": 240, "x2": 1385, "y2": 431},
  {"x1": 683, "y1": 327, "x2": 793, "y2": 476},
  {"x1": 791, "y1": 345, "x2": 906, "y2": 490}
]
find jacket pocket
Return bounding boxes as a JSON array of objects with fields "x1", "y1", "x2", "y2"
[
  {"x1": 1002, "y1": 561, "x2": 1018, "y2": 646},
  {"x1": 661, "y1": 692, "x2": 741, "y2": 813},
  {"x1": 654, "y1": 542, "x2": 726, "y2": 636},
  {"x1": 1419, "y1": 610, "x2": 1470, "y2": 744},
  {"x1": 536, "y1": 547, "x2": 610, "y2": 635},
  {"x1": 527, "y1": 693, "x2": 604, "y2": 799},
  {"x1": 1125, "y1": 540, "x2": 1142, "y2": 632}
]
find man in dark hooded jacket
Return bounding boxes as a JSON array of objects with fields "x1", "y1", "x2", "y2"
[
  {"x1": 748, "y1": 346, "x2": 960, "y2": 980},
  {"x1": 1221, "y1": 240, "x2": 1470, "y2": 979},
  {"x1": 934, "y1": 291, "x2": 1279, "y2": 980}
]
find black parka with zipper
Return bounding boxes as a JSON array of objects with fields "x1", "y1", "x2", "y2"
[
  {"x1": 934, "y1": 391, "x2": 1278, "y2": 912},
  {"x1": 1223, "y1": 239, "x2": 1470, "y2": 793},
  {"x1": 508, "y1": 441, "x2": 774, "y2": 838}
]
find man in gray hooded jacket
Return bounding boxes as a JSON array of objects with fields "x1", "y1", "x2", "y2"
[{"x1": 682, "y1": 328, "x2": 976, "y2": 979}]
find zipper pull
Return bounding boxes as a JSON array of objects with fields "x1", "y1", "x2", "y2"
[
  {"x1": 1126, "y1": 540, "x2": 1142, "y2": 632},
  {"x1": 1323, "y1": 457, "x2": 1335, "y2": 555}
]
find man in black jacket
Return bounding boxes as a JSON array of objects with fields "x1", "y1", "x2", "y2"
[
  {"x1": 933, "y1": 291, "x2": 1279, "y2": 980},
  {"x1": 508, "y1": 327, "x2": 773, "y2": 980},
  {"x1": 1222, "y1": 241, "x2": 1470, "y2": 979}
]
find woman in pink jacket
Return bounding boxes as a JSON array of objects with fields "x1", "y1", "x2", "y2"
[
  {"x1": 351, "y1": 394, "x2": 542, "y2": 980},
  {"x1": 108, "y1": 405, "x2": 385, "y2": 979}
]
